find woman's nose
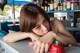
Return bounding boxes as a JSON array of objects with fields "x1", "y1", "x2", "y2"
[{"x1": 41, "y1": 24, "x2": 47, "y2": 33}]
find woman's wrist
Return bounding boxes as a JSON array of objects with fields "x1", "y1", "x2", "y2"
[
  {"x1": 22, "y1": 32, "x2": 31, "y2": 38},
  {"x1": 28, "y1": 33, "x2": 40, "y2": 41},
  {"x1": 50, "y1": 31, "x2": 57, "y2": 37},
  {"x1": 25, "y1": 32, "x2": 33, "y2": 38},
  {"x1": 50, "y1": 31, "x2": 58, "y2": 40}
]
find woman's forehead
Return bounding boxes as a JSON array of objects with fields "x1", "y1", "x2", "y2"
[{"x1": 37, "y1": 14, "x2": 44, "y2": 24}]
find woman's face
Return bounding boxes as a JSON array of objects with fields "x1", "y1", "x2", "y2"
[{"x1": 32, "y1": 14, "x2": 50, "y2": 36}]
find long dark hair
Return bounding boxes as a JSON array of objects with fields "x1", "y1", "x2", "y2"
[{"x1": 20, "y1": 4, "x2": 51, "y2": 32}]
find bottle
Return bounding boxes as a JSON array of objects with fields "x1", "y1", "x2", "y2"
[
  {"x1": 58, "y1": 2, "x2": 62, "y2": 10},
  {"x1": 71, "y1": 20, "x2": 74, "y2": 27},
  {"x1": 33, "y1": 0, "x2": 37, "y2": 4},
  {"x1": 44, "y1": 0, "x2": 49, "y2": 11},
  {"x1": 54, "y1": 0, "x2": 59, "y2": 3},
  {"x1": 50, "y1": 40, "x2": 64, "y2": 53},
  {"x1": 13, "y1": 21, "x2": 16, "y2": 26},
  {"x1": 66, "y1": 2, "x2": 71, "y2": 10},
  {"x1": 63, "y1": 16, "x2": 66, "y2": 20},
  {"x1": 74, "y1": 2, "x2": 79, "y2": 10},
  {"x1": 41, "y1": 0, "x2": 45, "y2": 10},
  {"x1": 71, "y1": 2, "x2": 74, "y2": 10},
  {"x1": 63, "y1": 2, "x2": 67, "y2": 10},
  {"x1": 41, "y1": 0, "x2": 49, "y2": 11},
  {"x1": 54, "y1": 3, "x2": 58, "y2": 11},
  {"x1": 49, "y1": 0, "x2": 54, "y2": 11}
]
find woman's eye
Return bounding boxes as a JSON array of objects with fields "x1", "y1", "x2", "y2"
[{"x1": 35, "y1": 25, "x2": 41, "y2": 29}]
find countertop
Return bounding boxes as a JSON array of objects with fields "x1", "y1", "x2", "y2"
[{"x1": 0, "y1": 36, "x2": 80, "y2": 53}]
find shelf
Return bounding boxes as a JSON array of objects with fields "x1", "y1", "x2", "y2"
[
  {"x1": 73, "y1": 10, "x2": 80, "y2": 12},
  {"x1": 7, "y1": 0, "x2": 32, "y2": 5},
  {"x1": 64, "y1": 0, "x2": 80, "y2": 2},
  {"x1": 46, "y1": 10, "x2": 80, "y2": 13}
]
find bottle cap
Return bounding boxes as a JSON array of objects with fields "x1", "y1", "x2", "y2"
[{"x1": 55, "y1": 40, "x2": 60, "y2": 45}]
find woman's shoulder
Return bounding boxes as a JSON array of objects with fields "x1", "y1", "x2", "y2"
[
  {"x1": 50, "y1": 18, "x2": 59, "y2": 23},
  {"x1": 50, "y1": 18, "x2": 59, "y2": 32}
]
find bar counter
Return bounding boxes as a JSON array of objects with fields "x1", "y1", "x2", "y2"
[
  {"x1": 0, "y1": 36, "x2": 80, "y2": 53},
  {"x1": 66, "y1": 27, "x2": 80, "y2": 32}
]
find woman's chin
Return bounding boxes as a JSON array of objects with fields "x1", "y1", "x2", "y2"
[{"x1": 37, "y1": 34, "x2": 44, "y2": 37}]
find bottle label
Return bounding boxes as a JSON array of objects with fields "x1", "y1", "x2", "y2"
[
  {"x1": 71, "y1": 22, "x2": 73, "y2": 27},
  {"x1": 45, "y1": 6, "x2": 47, "y2": 11},
  {"x1": 67, "y1": 2, "x2": 71, "y2": 10},
  {"x1": 49, "y1": 4, "x2": 54, "y2": 10}
]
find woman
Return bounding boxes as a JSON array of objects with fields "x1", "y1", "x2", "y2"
[{"x1": 3, "y1": 4, "x2": 77, "y2": 53}]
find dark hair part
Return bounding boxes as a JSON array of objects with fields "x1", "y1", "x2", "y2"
[{"x1": 20, "y1": 4, "x2": 51, "y2": 32}]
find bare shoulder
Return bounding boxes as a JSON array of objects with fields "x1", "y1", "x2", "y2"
[
  {"x1": 51, "y1": 18, "x2": 66, "y2": 32},
  {"x1": 50, "y1": 18, "x2": 62, "y2": 26}
]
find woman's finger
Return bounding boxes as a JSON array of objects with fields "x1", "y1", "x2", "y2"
[
  {"x1": 40, "y1": 43, "x2": 45, "y2": 53},
  {"x1": 33, "y1": 42, "x2": 37, "y2": 50},
  {"x1": 36, "y1": 41, "x2": 41, "y2": 53},
  {"x1": 45, "y1": 43, "x2": 49, "y2": 52}
]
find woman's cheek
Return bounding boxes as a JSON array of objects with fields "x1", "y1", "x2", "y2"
[{"x1": 32, "y1": 30, "x2": 41, "y2": 35}]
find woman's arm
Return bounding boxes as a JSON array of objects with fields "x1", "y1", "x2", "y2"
[
  {"x1": 3, "y1": 32, "x2": 30, "y2": 42},
  {"x1": 51, "y1": 18, "x2": 77, "y2": 46},
  {"x1": 3, "y1": 32, "x2": 40, "y2": 43}
]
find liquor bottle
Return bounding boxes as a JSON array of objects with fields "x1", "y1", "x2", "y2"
[
  {"x1": 71, "y1": 20, "x2": 74, "y2": 27},
  {"x1": 58, "y1": 2, "x2": 61, "y2": 10},
  {"x1": 58, "y1": 2, "x2": 62, "y2": 10},
  {"x1": 54, "y1": 3, "x2": 58, "y2": 11},
  {"x1": 41, "y1": 0, "x2": 45, "y2": 10},
  {"x1": 58, "y1": 1, "x2": 62, "y2": 10},
  {"x1": 33, "y1": 0, "x2": 37, "y2": 4},
  {"x1": 63, "y1": 16, "x2": 66, "y2": 20},
  {"x1": 66, "y1": 2, "x2": 71, "y2": 10},
  {"x1": 54, "y1": 0, "x2": 59, "y2": 3},
  {"x1": 71, "y1": 2, "x2": 74, "y2": 10},
  {"x1": 63, "y1": 2, "x2": 67, "y2": 10},
  {"x1": 49, "y1": 0, "x2": 54, "y2": 11},
  {"x1": 41, "y1": 0, "x2": 48, "y2": 11},
  {"x1": 74, "y1": 2, "x2": 79, "y2": 10},
  {"x1": 44, "y1": 0, "x2": 49, "y2": 11}
]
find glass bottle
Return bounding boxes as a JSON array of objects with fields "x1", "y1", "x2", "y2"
[
  {"x1": 54, "y1": 3, "x2": 58, "y2": 11},
  {"x1": 49, "y1": 0, "x2": 54, "y2": 11},
  {"x1": 66, "y1": 2, "x2": 71, "y2": 10},
  {"x1": 58, "y1": 1, "x2": 62, "y2": 10},
  {"x1": 41, "y1": 0, "x2": 45, "y2": 10},
  {"x1": 44, "y1": 0, "x2": 49, "y2": 11},
  {"x1": 63, "y1": 2, "x2": 67, "y2": 10},
  {"x1": 71, "y1": 20, "x2": 74, "y2": 27},
  {"x1": 71, "y1": 2, "x2": 74, "y2": 10}
]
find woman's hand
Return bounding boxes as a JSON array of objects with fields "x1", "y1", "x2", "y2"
[
  {"x1": 29, "y1": 33, "x2": 40, "y2": 41},
  {"x1": 28, "y1": 33, "x2": 41, "y2": 46},
  {"x1": 39, "y1": 31, "x2": 56, "y2": 44},
  {"x1": 32, "y1": 31, "x2": 56, "y2": 53}
]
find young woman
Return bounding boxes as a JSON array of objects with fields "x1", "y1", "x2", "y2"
[{"x1": 3, "y1": 4, "x2": 77, "y2": 53}]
